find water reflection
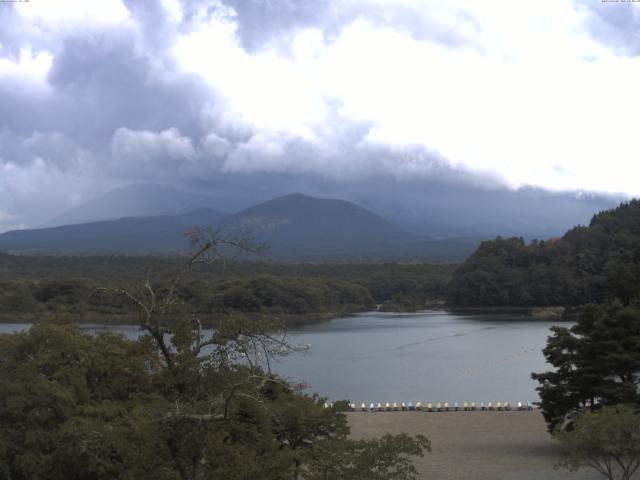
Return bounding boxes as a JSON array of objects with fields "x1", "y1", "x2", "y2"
[{"x1": 274, "y1": 311, "x2": 564, "y2": 404}]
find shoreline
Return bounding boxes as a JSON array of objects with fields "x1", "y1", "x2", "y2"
[
  {"x1": 0, "y1": 306, "x2": 574, "y2": 326},
  {"x1": 444, "y1": 305, "x2": 581, "y2": 321}
]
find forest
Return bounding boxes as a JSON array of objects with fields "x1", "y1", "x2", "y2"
[
  {"x1": 447, "y1": 200, "x2": 640, "y2": 308},
  {"x1": 0, "y1": 254, "x2": 454, "y2": 323}
]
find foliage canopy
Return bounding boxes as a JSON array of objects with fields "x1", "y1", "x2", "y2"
[{"x1": 448, "y1": 200, "x2": 640, "y2": 307}]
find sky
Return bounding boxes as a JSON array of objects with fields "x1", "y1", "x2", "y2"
[{"x1": 0, "y1": 0, "x2": 639, "y2": 231}]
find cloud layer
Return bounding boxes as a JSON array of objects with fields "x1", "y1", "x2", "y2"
[{"x1": 0, "y1": 0, "x2": 638, "y2": 230}]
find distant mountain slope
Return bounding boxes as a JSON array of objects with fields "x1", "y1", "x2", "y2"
[
  {"x1": 41, "y1": 177, "x2": 623, "y2": 242},
  {"x1": 0, "y1": 194, "x2": 452, "y2": 259},
  {"x1": 447, "y1": 199, "x2": 640, "y2": 307},
  {"x1": 0, "y1": 209, "x2": 226, "y2": 253},
  {"x1": 224, "y1": 193, "x2": 409, "y2": 256},
  {"x1": 223, "y1": 194, "x2": 480, "y2": 260},
  {"x1": 0, "y1": 193, "x2": 481, "y2": 259},
  {"x1": 359, "y1": 183, "x2": 622, "y2": 239},
  {"x1": 44, "y1": 183, "x2": 223, "y2": 227}
]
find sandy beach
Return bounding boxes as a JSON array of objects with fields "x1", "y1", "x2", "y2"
[{"x1": 347, "y1": 411, "x2": 601, "y2": 480}]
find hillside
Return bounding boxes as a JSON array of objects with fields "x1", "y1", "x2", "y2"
[
  {"x1": 224, "y1": 193, "x2": 410, "y2": 258},
  {"x1": 0, "y1": 193, "x2": 477, "y2": 260},
  {"x1": 447, "y1": 199, "x2": 640, "y2": 307},
  {"x1": 0, "y1": 209, "x2": 226, "y2": 253}
]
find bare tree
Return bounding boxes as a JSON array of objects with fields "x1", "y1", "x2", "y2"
[
  {"x1": 93, "y1": 226, "x2": 270, "y2": 365},
  {"x1": 91, "y1": 226, "x2": 305, "y2": 422}
]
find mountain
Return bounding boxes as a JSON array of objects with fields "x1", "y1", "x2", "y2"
[
  {"x1": 20, "y1": 190, "x2": 620, "y2": 261},
  {"x1": 354, "y1": 182, "x2": 622, "y2": 239},
  {"x1": 0, "y1": 193, "x2": 475, "y2": 259},
  {"x1": 222, "y1": 193, "x2": 412, "y2": 258},
  {"x1": 43, "y1": 183, "x2": 225, "y2": 227},
  {"x1": 41, "y1": 175, "x2": 623, "y2": 242},
  {"x1": 0, "y1": 208, "x2": 226, "y2": 253}
]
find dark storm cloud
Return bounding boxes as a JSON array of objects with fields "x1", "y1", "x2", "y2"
[
  {"x1": 575, "y1": 0, "x2": 640, "y2": 56},
  {"x1": 49, "y1": 30, "x2": 214, "y2": 147},
  {"x1": 0, "y1": 4, "x2": 221, "y2": 170},
  {"x1": 0, "y1": 1, "x2": 225, "y2": 229}
]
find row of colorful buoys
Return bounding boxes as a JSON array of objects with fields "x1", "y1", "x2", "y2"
[{"x1": 323, "y1": 401, "x2": 535, "y2": 412}]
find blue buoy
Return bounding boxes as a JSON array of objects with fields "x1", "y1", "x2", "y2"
[
  {"x1": 369, "y1": 402, "x2": 375, "y2": 412},
  {"x1": 480, "y1": 402, "x2": 485, "y2": 411},
  {"x1": 408, "y1": 401, "x2": 415, "y2": 411}
]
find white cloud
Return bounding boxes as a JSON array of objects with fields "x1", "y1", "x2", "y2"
[
  {"x1": 171, "y1": 0, "x2": 640, "y2": 195},
  {"x1": 15, "y1": 0, "x2": 130, "y2": 26},
  {"x1": 0, "y1": 47, "x2": 53, "y2": 91},
  {"x1": 111, "y1": 127, "x2": 196, "y2": 172}
]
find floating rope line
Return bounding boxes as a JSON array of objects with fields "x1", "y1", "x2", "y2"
[{"x1": 455, "y1": 347, "x2": 539, "y2": 377}]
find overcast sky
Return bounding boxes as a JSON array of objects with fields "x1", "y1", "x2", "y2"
[{"x1": 0, "y1": 0, "x2": 638, "y2": 230}]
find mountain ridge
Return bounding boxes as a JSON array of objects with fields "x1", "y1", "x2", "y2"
[{"x1": 0, "y1": 194, "x2": 441, "y2": 259}]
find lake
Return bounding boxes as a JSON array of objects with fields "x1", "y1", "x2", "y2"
[{"x1": 0, "y1": 311, "x2": 562, "y2": 405}]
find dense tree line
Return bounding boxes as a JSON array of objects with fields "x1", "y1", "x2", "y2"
[
  {"x1": 210, "y1": 276, "x2": 374, "y2": 315},
  {"x1": 0, "y1": 276, "x2": 373, "y2": 321},
  {"x1": 448, "y1": 200, "x2": 640, "y2": 307},
  {"x1": 0, "y1": 257, "x2": 454, "y2": 320}
]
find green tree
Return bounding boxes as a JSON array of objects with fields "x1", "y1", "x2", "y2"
[
  {"x1": 555, "y1": 405, "x2": 640, "y2": 480},
  {"x1": 304, "y1": 433, "x2": 430, "y2": 480},
  {"x1": 532, "y1": 302, "x2": 640, "y2": 432}
]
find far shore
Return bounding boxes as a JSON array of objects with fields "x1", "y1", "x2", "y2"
[
  {"x1": 0, "y1": 306, "x2": 578, "y2": 326},
  {"x1": 347, "y1": 411, "x2": 599, "y2": 480},
  {"x1": 444, "y1": 305, "x2": 580, "y2": 321},
  {"x1": 0, "y1": 309, "x2": 363, "y2": 327}
]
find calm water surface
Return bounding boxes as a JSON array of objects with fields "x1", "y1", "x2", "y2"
[{"x1": 0, "y1": 311, "x2": 563, "y2": 404}]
